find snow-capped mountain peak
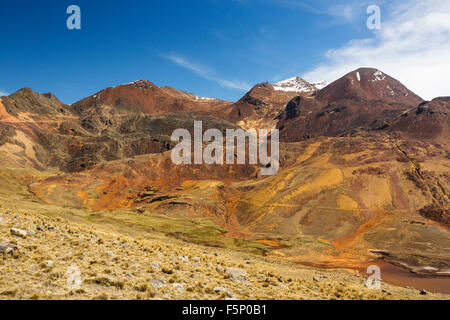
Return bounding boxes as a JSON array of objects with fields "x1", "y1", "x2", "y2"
[{"x1": 273, "y1": 77, "x2": 317, "y2": 93}]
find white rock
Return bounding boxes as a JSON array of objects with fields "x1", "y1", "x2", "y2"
[
  {"x1": 149, "y1": 263, "x2": 160, "y2": 270},
  {"x1": 105, "y1": 250, "x2": 115, "y2": 257},
  {"x1": 150, "y1": 279, "x2": 167, "y2": 288},
  {"x1": 10, "y1": 228, "x2": 27, "y2": 238},
  {"x1": 45, "y1": 260, "x2": 54, "y2": 268},
  {"x1": 226, "y1": 267, "x2": 247, "y2": 278}
]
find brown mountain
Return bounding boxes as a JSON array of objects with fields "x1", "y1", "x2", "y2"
[
  {"x1": 383, "y1": 97, "x2": 450, "y2": 148},
  {"x1": 277, "y1": 68, "x2": 425, "y2": 141},
  {"x1": 315, "y1": 68, "x2": 423, "y2": 107},
  {"x1": 72, "y1": 80, "x2": 232, "y2": 116},
  {"x1": 1, "y1": 87, "x2": 71, "y2": 117}
]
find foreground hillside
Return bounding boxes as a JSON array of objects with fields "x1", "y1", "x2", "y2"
[{"x1": 0, "y1": 206, "x2": 446, "y2": 300}]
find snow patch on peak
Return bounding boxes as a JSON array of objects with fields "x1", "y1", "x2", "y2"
[
  {"x1": 194, "y1": 95, "x2": 216, "y2": 102},
  {"x1": 356, "y1": 72, "x2": 361, "y2": 82},
  {"x1": 372, "y1": 70, "x2": 386, "y2": 82},
  {"x1": 311, "y1": 80, "x2": 328, "y2": 90},
  {"x1": 273, "y1": 77, "x2": 316, "y2": 93},
  {"x1": 374, "y1": 70, "x2": 383, "y2": 76}
]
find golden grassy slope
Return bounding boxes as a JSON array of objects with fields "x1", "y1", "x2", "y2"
[{"x1": 1, "y1": 207, "x2": 446, "y2": 300}]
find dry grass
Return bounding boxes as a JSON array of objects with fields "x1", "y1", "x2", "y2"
[{"x1": 0, "y1": 207, "x2": 447, "y2": 300}]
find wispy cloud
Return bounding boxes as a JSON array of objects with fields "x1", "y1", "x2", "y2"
[
  {"x1": 303, "y1": 0, "x2": 450, "y2": 100},
  {"x1": 161, "y1": 54, "x2": 251, "y2": 91},
  {"x1": 267, "y1": 0, "x2": 370, "y2": 23},
  {"x1": 0, "y1": 90, "x2": 8, "y2": 97}
]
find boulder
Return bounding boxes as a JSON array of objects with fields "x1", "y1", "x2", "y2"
[
  {"x1": 216, "y1": 265, "x2": 224, "y2": 273},
  {"x1": 10, "y1": 228, "x2": 27, "y2": 238},
  {"x1": 149, "y1": 262, "x2": 160, "y2": 270},
  {"x1": 226, "y1": 267, "x2": 247, "y2": 278},
  {"x1": 45, "y1": 260, "x2": 55, "y2": 268},
  {"x1": 257, "y1": 274, "x2": 268, "y2": 282},
  {"x1": 0, "y1": 243, "x2": 20, "y2": 258},
  {"x1": 226, "y1": 268, "x2": 251, "y2": 285},
  {"x1": 150, "y1": 279, "x2": 167, "y2": 289},
  {"x1": 214, "y1": 286, "x2": 234, "y2": 297}
]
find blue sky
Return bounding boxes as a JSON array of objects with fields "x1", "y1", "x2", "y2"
[{"x1": 1, "y1": 0, "x2": 449, "y2": 103}]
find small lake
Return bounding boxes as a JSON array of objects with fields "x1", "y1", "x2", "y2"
[{"x1": 360, "y1": 262, "x2": 450, "y2": 295}]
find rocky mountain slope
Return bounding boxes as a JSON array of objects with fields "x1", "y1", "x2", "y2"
[
  {"x1": 384, "y1": 97, "x2": 450, "y2": 148},
  {"x1": 277, "y1": 68, "x2": 425, "y2": 141},
  {"x1": 227, "y1": 81, "x2": 314, "y2": 130},
  {"x1": 0, "y1": 83, "x2": 236, "y2": 172}
]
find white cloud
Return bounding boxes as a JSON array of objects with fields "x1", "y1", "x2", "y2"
[
  {"x1": 161, "y1": 54, "x2": 251, "y2": 91},
  {"x1": 0, "y1": 90, "x2": 8, "y2": 97},
  {"x1": 303, "y1": 0, "x2": 450, "y2": 100}
]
